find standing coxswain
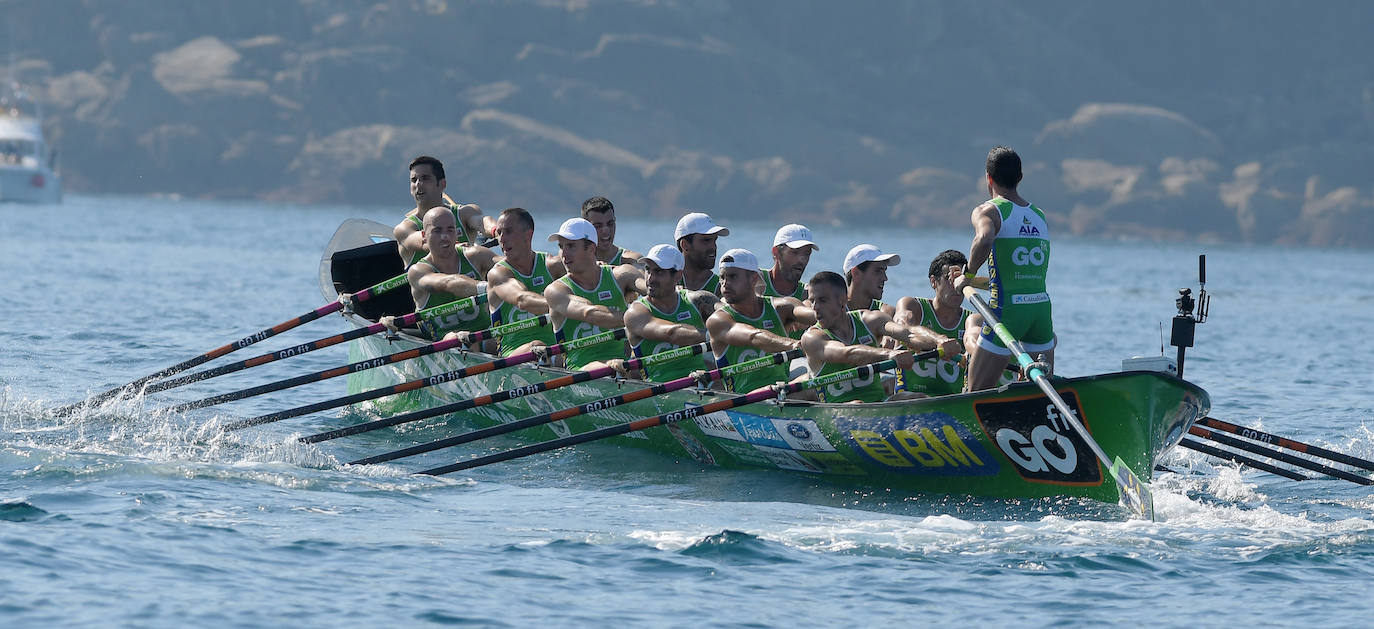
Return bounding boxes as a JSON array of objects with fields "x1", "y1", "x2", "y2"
[
  {"x1": 543, "y1": 218, "x2": 642, "y2": 371},
  {"x1": 394, "y1": 155, "x2": 496, "y2": 265},
  {"x1": 802, "y1": 272, "x2": 960, "y2": 403},
  {"x1": 952, "y1": 145, "x2": 1055, "y2": 392},
  {"x1": 674, "y1": 212, "x2": 729, "y2": 294},
  {"x1": 581, "y1": 196, "x2": 642, "y2": 266},
  {"x1": 621, "y1": 245, "x2": 717, "y2": 382}
]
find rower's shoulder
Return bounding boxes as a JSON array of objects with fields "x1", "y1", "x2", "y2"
[{"x1": 618, "y1": 248, "x2": 642, "y2": 262}]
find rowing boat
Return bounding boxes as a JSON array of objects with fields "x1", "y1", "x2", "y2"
[{"x1": 318, "y1": 219, "x2": 1210, "y2": 505}]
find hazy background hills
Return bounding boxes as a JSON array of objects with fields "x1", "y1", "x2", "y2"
[{"x1": 6, "y1": 0, "x2": 1373, "y2": 246}]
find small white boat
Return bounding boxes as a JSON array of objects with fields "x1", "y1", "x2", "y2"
[{"x1": 0, "y1": 81, "x2": 61, "y2": 204}]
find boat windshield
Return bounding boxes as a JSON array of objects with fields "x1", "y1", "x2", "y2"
[{"x1": 0, "y1": 139, "x2": 37, "y2": 165}]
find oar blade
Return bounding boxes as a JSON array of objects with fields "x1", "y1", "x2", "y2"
[{"x1": 1109, "y1": 456, "x2": 1153, "y2": 520}]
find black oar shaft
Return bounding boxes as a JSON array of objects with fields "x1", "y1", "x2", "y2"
[
  {"x1": 225, "y1": 329, "x2": 625, "y2": 430},
  {"x1": 1189, "y1": 426, "x2": 1373, "y2": 485},
  {"x1": 1179, "y1": 437, "x2": 1309, "y2": 481},
  {"x1": 1199, "y1": 417, "x2": 1374, "y2": 473},
  {"x1": 54, "y1": 272, "x2": 407, "y2": 415},
  {"x1": 303, "y1": 341, "x2": 706, "y2": 444},
  {"x1": 172, "y1": 315, "x2": 549, "y2": 413}
]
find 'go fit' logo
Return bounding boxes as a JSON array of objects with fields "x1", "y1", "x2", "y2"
[{"x1": 1011, "y1": 246, "x2": 1045, "y2": 266}]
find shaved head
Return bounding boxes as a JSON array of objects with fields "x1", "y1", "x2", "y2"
[{"x1": 423, "y1": 206, "x2": 456, "y2": 229}]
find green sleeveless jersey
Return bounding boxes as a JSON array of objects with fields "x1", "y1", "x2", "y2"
[
  {"x1": 717, "y1": 298, "x2": 789, "y2": 393},
  {"x1": 492, "y1": 252, "x2": 557, "y2": 356},
  {"x1": 406, "y1": 203, "x2": 472, "y2": 265},
  {"x1": 813, "y1": 311, "x2": 886, "y2": 404},
  {"x1": 680, "y1": 272, "x2": 721, "y2": 295},
  {"x1": 413, "y1": 252, "x2": 485, "y2": 339},
  {"x1": 987, "y1": 196, "x2": 1050, "y2": 310},
  {"x1": 896, "y1": 297, "x2": 968, "y2": 396},
  {"x1": 633, "y1": 289, "x2": 707, "y2": 382},
  {"x1": 608, "y1": 247, "x2": 626, "y2": 266},
  {"x1": 760, "y1": 269, "x2": 806, "y2": 300},
  {"x1": 556, "y1": 266, "x2": 629, "y2": 369}
]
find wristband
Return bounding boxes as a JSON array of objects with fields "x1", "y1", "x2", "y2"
[
  {"x1": 964, "y1": 272, "x2": 976, "y2": 281},
  {"x1": 476, "y1": 281, "x2": 488, "y2": 294},
  {"x1": 937, "y1": 346, "x2": 946, "y2": 359}
]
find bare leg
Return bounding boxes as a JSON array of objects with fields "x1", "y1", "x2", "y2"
[{"x1": 965, "y1": 344, "x2": 1011, "y2": 392}]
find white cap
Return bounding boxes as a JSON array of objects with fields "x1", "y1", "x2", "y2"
[
  {"x1": 842, "y1": 244, "x2": 901, "y2": 275},
  {"x1": 718, "y1": 248, "x2": 760, "y2": 273},
  {"x1": 641, "y1": 243, "x2": 685, "y2": 271},
  {"x1": 674, "y1": 212, "x2": 730, "y2": 241},
  {"x1": 547, "y1": 217, "x2": 597, "y2": 243},
  {"x1": 772, "y1": 224, "x2": 818, "y2": 251}
]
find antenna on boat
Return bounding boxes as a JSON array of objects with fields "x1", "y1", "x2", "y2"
[{"x1": 1170, "y1": 254, "x2": 1210, "y2": 378}]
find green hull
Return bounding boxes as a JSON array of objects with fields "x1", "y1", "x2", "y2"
[
  {"x1": 343, "y1": 332, "x2": 1208, "y2": 503},
  {"x1": 321, "y1": 219, "x2": 1210, "y2": 506}
]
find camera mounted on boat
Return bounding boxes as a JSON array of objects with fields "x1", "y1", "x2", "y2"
[{"x1": 1170, "y1": 254, "x2": 1211, "y2": 378}]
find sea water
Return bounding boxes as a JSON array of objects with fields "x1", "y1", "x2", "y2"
[{"x1": 2, "y1": 196, "x2": 1372, "y2": 626}]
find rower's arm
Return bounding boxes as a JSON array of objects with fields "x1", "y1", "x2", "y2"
[
  {"x1": 453, "y1": 203, "x2": 491, "y2": 242},
  {"x1": 801, "y1": 326, "x2": 898, "y2": 373},
  {"x1": 413, "y1": 266, "x2": 481, "y2": 298},
  {"x1": 488, "y1": 266, "x2": 549, "y2": 315},
  {"x1": 465, "y1": 245, "x2": 498, "y2": 278},
  {"x1": 706, "y1": 310, "x2": 798, "y2": 353},
  {"x1": 612, "y1": 263, "x2": 646, "y2": 301},
  {"x1": 554, "y1": 289, "x2": 626, "y2": 330},
  {"x1": 966, "y1": 202, "x2": 1000, "y2": 274},
  {"x1": 773, "y1": 297, "x2": 818, "y2": 334},
  {"x1": 626, "y1": 302, "x2": 706, "y2": 346},
  {"x1": 395, "y1": 221, "x2": 424, "y2": 264},
  {"x1": 872, "y1": 311, "x2": 962, "y2": 358}
]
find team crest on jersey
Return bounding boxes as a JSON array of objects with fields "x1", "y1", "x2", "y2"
[
  {"x1": 598, "y1": 290, "x2": 612, "y2": 300},
  {"x1": 676, "y1": 311, "x2": 692, "y2": 321},
  {"x1": 533, "y1": 276, "x2": 545, "y2": 286},
  {"x1": 762, "y1": 320, "x2": 775, "y2": 329}
]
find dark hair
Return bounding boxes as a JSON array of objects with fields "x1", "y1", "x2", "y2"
[
  {"x1": 581, "y1": 196, "x2": 614, "y2": 218},
  {"x1": 809, "y1": 271, "x2": 847, "y2": 294},
  {"x1": 845, "y1": 260, "x2": 880, "y2": 285},
  {"x1": 928, "y1": 249, "x2": 968, "y2": 277},
  {"x1": 409, "y1": 155, "x2": 446, "y2": 182},
  {"x1": 499, "y1": 207, "x2": 534, "y2": 232},
  {"x1": 985, "y1": 146, "x2": 1022, "y2": 189}
]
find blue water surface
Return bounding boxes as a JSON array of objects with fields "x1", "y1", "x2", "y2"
[{"x1": 2, "y1": 196, "x2": 1373, "y2": 627}]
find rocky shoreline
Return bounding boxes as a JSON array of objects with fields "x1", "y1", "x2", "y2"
[{"x1": 8, "y1": 1, "x2": 1372, "y2": 246}]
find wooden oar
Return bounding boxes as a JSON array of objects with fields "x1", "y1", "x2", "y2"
[
  {"x1": 1198, "y1": 417, "x2": 1374, "y2": 472},
  {"x1": 1189, "y1": 425, "x2": 1373, "y2": 485},
  {"x1": 961, "y1": 286, "x2": 1154, "y2": 519},
  {"x1": 53, "y1": 271, "x2": 410, "y2": 415},
  {"x1": 303, "y1": 341, "x2": 712, "y2": 444},
  {"x1": 146, "y1": 294, "x2": 488, "y2": 396},
  {"x1": 169, "y1": 314, "x2": 547, "y2": 413},
  {"x1": 1178, "y1": 437, "x2": 1310, "y2": 481},
  {"x1": 223, "y1": 329, "x2": 627, "y2": 431},
  {"x1": 347, "y1": 347, "x2": 810, "y2": 465},
  {"x1": 415, "y1": 356, "x2": 907, "y2": 477}
]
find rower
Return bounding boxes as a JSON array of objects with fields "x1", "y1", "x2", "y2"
[
  {"x1": 581, "y1": 196, "x2": 642, "y2": 266},
  {"x1": 482, "y1": 207, "x2": 566, "y2": 356},
  {"x1": 841, "y1": 244, "x2": 899, "y2": 316},
  {"x1": 543, "y1": 218, "x2": 641, "y2": 370},
  {"x1": 952, "y1": 145, "x2": 1054, "y2": 392},
  {"x1": 394, "y1": 155, "x2": 496, "y2": 266},
  {"x1": 802, "y1": 272, "x2": 961, "y2": 403},
  {"x1": 759, "y1": 224, "x2": 817, "y2": 302},
  {"x1": 400, "y1": 206, "x2": 497, "y2": 342},
  {"x1": 705, "y1": 248, "x2": 817, "y2": 397},
  {"x1": 893, "y1": 250, "x2": 981, "y2": 396},
  {"x1": 674, "y1": 212, "x2": 729, "y2": 294},
  {"x1": 623, "y1": 244, "x2": 717, "y2": 382}
]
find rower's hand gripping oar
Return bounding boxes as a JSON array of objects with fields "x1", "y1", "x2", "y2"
[
  {"x1": 223, "y1": 329, "x2": 628, "y2": 430},
  {"x1": 146, "y1": 294, "x2": 488, "y2": 396},
  {"x1": 169, "y1": 311, "x2": 543, "y2": 413},
  {"x1": 347, "y1": 346, "x2": 806, "y2": 465},
  {"x1": 53, "y1": 271, "x2": 409, "y2": 415},
  {"x1": 961, "y1": 285, "x2": 1154, "y2": 519},
  {"x1": 304, "y1": 340, "x2": 714, "y2": 444},
  {"x1": 415, "y1": 354, "x2": 920, "y2": 477}
]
